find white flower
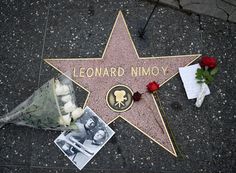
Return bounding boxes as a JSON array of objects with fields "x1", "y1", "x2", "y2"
[
  {"x1": 55, "y1": 80, "x2": 70, "y2": 96},
  {"x1": 55, "y1": 79, "x2": 60, "y2": 86},
  {"x1": 58, "y1": 114, "x2": 71, "y2": 126},
  {"x1": 61, "y1": 95, "x2": 72, "y2": 103},
  {"x1": 64, "y1": 101, "x2": 77, "y2": 113},
  {"x1": 55, "y1": 85, "x2": 70, "y2": 96},
  {"x1": 72, "y1": 107, "x2": 84, "y2": 120}
]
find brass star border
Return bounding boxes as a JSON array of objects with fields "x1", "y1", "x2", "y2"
[{"x1": 45, "y1": 11, "x2": 201, "y2": 157}]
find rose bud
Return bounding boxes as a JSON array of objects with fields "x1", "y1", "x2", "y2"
[
  {"x1": 61, "y1": 95, "x2": 72, "y2": 103},
  {"x1": 146, "y1": 81, "x2": 160, "y2": 93},
  {"x1": 72, "y1": 107, "x2": 84, "y2": 120},
  {"x1": 200, "y1": 56, "x2": 217, "y2": 69},
  {"x1": 55, "y1": 79, "x2": 70, "y2": 96},
  {"x1": 58, "y1": 114, "x2": 71, "y2": 126},
  {"x1": 132, "y1": 92, "x2": 142, "y2": 101},
  {"x1": 63, "y1": 101, "x2": 77, "y2": 113}
]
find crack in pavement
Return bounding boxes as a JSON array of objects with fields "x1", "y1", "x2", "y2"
[
  {"x1": 176, "y1": 0, "x2": 183, "y2": 9},
  {"x1": 146, "y1": 0, "x2": 236, "y2": 23},
  {"x1": 216, "y1": 0, "x2": 230, "y2": 22},
  {"x1": 222, "y1": 0, "x2": 236, "y2": 8}
]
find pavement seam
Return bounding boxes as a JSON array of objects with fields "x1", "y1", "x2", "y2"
[
  {"x1": 37, "y1": 2, "x2": 50, "y2": 88},
  {"x1": 30, "y1": 1, "x2": 51, "y2": 172},
  {"x1": 216, "y1": 0, "x2": 230, "y2": 22}
]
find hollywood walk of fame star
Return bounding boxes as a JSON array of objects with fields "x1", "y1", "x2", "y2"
[{"x1": 45, "y1": 11, "x2": 200, "y2": 156}]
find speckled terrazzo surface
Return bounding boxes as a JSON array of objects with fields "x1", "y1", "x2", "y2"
[
  {"x1": 46, "y1": 11, "x2": 200, "y2": 156},
  {"x1": 0, "y1": 0, "x2": 235, "y2": 173}
]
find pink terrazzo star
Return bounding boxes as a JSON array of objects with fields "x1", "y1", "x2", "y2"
[{"x1": 45, "y1": 11, "x2": 200, "y2": 156}]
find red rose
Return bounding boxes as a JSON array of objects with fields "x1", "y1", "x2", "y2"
[
  {"x1": 146, "y1": 81, "x2": 160, "y2": 93},
  {"x1": 132, "y1": 92, "x2": 142, "y2": 101},
  {"x1": 200, "y1": 56, "x2": 217, "y2": 69}
]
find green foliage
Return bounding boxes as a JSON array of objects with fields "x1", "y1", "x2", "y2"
[
  {"x1": 210, "y1": 67, "x2": 218, "y2": 75},
  {"x1": 195, "y1": 67, "x2": 218, "y2": 85}
]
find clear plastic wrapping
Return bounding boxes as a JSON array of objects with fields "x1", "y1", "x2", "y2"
[{"x1": 0, "y1": 74, "x2": 84, "y2": 131}]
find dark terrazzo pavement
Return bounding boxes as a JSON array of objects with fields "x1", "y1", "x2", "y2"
[{"x1": 0, "y1": 0, "x2": 235, "y2": 172}]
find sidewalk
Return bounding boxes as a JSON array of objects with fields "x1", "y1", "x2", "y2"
[
  {"x1": 150, "y1": 0, "x2": 236, "y2": 23},
  {"x1": 0, "y1": 0, "x2": 235, "y2": 172}
]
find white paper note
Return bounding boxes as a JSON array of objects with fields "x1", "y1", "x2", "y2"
[{"x1": 179, "y1": 64, "x2": 210, "y2": 99}]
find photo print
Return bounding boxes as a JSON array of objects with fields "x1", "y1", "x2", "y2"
[{"x1": 54, "y1": 106, "x2": 115, "y2": 170}]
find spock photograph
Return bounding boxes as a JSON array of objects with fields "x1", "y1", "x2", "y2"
[{"x1": 54, "y1": 106, "x2": 115, "y2": 170}]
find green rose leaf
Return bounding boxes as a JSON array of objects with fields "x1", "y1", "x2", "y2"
[{"x1": 210, "y1": 67, "x2": 218, "y2": 76}]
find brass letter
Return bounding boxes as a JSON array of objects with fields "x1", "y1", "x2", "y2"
[
  {"x1": 152, "y1": 66, "x2": 159, "y2": 76},
  {"x1": 110, "y1": 67, "x2": 117, "y2": 77},
  {"x1": 86, "y1": 68, "x2": 94, "y2": 77},
  {"x1": 162, "y1": 67, "x2": 168, "y2": 75},
  {"x1": 138, "y1": 67, "x2": 142, "y2": 76},
  {"x1": 95, "y1": 67, "x2": 102, "y2": 77},
  {"x1": 141, "y1": 67, "x2": 151, "y2": 76},
  {"x1": 118, "y1": 67, "x2": 124, "y2": 76},
  {"x1": 80, "y1": 68, "x2": 85, "y2": 77},
  {"x1": 103, "y1": 68, "x2": 109, "y2": 77},
  {"x1": 73, "y1": 67, "x2": 78, "y2": 78},
  {"x1": 131, "y1": 67, "x2": 138, "y2": 77}
]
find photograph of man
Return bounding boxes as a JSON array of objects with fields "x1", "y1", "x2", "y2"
[
  {"x1": 69, "y1": 115, "x2": 99, "y2": 143},
  {"x1": 91, "y1": 129, "x2": 107, "y2": 145},
  {"x1": 54, "y1": 106, "x2": 115, "y2": 170}
]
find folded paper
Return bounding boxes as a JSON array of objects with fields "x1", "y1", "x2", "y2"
[{"x1": 179, "y1": 64, "x2": 210, "y2": 99}]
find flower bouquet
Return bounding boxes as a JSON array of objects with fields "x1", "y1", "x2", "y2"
[{"x1": 0, "y1": 74, "x2": 84, "y2": 131}]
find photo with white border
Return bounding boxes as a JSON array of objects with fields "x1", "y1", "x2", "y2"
[{"x1": 54, "y1": 106, "x2": 115, "y2": 170}]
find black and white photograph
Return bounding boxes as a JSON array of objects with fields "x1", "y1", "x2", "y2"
[{"x1": 54, "y1": 106, "x2": 115, "y2": 170}]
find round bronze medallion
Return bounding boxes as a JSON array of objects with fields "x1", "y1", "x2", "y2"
[{"x1": 106, "y1": 85, "x2": 133, "y2": 113}]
